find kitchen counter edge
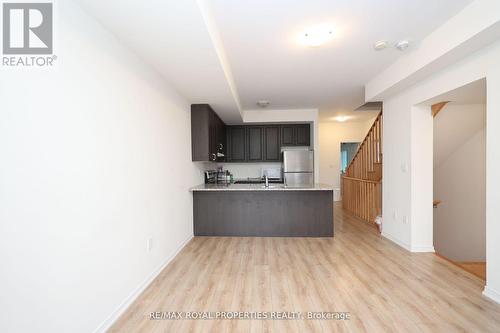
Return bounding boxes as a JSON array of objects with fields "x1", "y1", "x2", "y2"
[{"x1": 190, "y1": 183, "x2": 334, "y2": 192}]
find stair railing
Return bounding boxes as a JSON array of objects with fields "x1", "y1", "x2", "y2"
[{"x1": 342, "y1": 112, "x2": 382, "y2": 224}]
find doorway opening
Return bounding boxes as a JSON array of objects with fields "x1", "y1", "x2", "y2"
[
  {"x1": 428, "y1": 79, "x2": 487, "y2": 280},
  {"x1": 340, "y1": 142, "x2": 360, "y2": 175}
]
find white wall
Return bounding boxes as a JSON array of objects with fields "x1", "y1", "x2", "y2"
[
  {"x1": 380, "y1": 96, "x2": 413, "y2": 249},
  {"x1": 410, "y1": 105, "x2": 434, "y2": 252},
  {"x1": 0, "y1": 1, "x2": 202, "y2": 332},
  {"x1": 377, "y1": 40, "x2": 500, "y2": 303},
  {"x1": 434, "y1": 104, "x2": 487, "y2": 166},
  {"x1": 486, "y1": 57, "x2": 500, "y2": 303},
  {"x1": 434, "y1": 110, "x2": 486, "y2": 261},
  {"x1": 318, "y1": 119, "x2": 375, "y2": 189}
]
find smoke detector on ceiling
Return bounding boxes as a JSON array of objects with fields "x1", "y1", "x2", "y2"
[
  {"x1": 256, "y1": 100, "x2": 270, "y2": 108},
  {"x1": 395, "y1": 40, "x2": 410, "y2": 51},
  {"x1": 373, "y1": 40, "x2": 388, "y2": 51}
]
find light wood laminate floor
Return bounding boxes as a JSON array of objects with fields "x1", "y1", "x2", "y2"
[{"x1": 110, "y1": 203, "x2": 500, "y2": 332}]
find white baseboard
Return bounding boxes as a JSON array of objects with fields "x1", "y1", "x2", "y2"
[
  {"x1": 483, "y1": 285, "x2": 500, "y2": 305},
  {"x1": 381, "y1": 232, "x2": 434, "y2": 253},
  {"x1": 381, "y1": 231, "x2": 411, "y2": 251},
  {"x1": 93, "y1": 235, "x2": 193, "y2": 333},
  {"x1": 410, "y1": 245, "x2": 435, "y2": 253}
]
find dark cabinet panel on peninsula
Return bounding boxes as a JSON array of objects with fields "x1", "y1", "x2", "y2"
[{"x1": 193, "y1": 190, "x2": 334, "y2": 237}]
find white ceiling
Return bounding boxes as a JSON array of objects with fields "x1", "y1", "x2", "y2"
[
  {"x1": 75, "y1": 0, "x2": 242, "y2": 123},
  {"x1": 75, "y1": 0, "x2": 473, "y2": 123}
]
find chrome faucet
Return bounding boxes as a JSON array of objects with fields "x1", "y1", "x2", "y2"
[{"x1": 265, "y1": 175, "x2": 269, "y2": 188}]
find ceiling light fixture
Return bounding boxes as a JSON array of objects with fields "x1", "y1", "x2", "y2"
[
  {"x1": 256, "y1": 100, "x2": 270, "y2": 108},
  {"x1": 395, "y1": 40, "x2": 410, "y2": 51},
  {"x1": 373, "y1": 40, "x2": 388, "y2": 51},
  {"x1": 335, "y1": 116, "x2": 349, "y2": 122},
  {"x1": 299, "y1": 24, "x2": 336, "y2": 47}
]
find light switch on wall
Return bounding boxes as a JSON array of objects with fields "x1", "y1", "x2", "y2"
[{"x1": 147, "y1": 238, "x2": 153, "y2": 252}]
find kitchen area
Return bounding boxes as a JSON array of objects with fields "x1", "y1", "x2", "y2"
[{"x1": 190, "y1": 104, "x2": 333, "y2": 237}]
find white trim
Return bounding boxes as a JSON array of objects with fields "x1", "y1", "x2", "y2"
[
  {"x1": 92, "y1": 235, "x2": 194, "y2": 333},
  {"x1": 410, "y1": 245, "x2": 435, "y2": 253},
  {"x1": 483, "y1": 285, "x2": 500, "y2": 305},
  {"x1": 381, "y1": 231, "x2": 411, "y2": 251}
]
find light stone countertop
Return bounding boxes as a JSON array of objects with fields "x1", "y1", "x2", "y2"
[{"x1": 189, "y1": 183, "x2": 334, "y2": 192}]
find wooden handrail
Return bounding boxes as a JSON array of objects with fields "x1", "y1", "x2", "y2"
[
  {"x1": 342, "y1": 111, "x2": 383, "y2": 224},
  {"x1": 342, "y1": 176, "x2": 381, "y2": 184},
  {"x1": 431, "y1": 102, "x2": 449, "y2": 117}
]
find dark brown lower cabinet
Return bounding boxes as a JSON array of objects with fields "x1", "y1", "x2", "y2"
[{"x1": 193, "y1": 190, "x2": 334, "y2": 237}]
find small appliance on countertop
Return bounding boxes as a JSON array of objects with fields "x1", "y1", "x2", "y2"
[
  {"x1": 204, "y1": 170, "x2": 217, "y2": 184},
  {"x1": 204, "y1": 168, "x2": 232, "y2": 185}
]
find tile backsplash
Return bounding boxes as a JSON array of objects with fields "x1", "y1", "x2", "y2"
[{"x1": 216, "y1": 162, "x2": 282, "y2": 179}]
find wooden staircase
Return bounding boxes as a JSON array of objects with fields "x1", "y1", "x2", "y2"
[{"x1": 341, "y1": 112, "x2": 382, "y2": 224}]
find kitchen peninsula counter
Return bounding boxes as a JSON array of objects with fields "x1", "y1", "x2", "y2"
[{"x1": 190, "y1": 184, "x2": 333, "y2": 237}]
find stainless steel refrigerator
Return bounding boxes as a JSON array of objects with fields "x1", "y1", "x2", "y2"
[{"x1": 283, "y1": 150, "x2": 314, "y2": 186}]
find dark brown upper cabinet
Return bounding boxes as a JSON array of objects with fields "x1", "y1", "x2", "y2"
[
  {"x1": 246, "y1": 127, "x2": 264, "y2": 161},
  {"x1": 295, "y1": 124, "x2": 311, "y2": 146},
  {"x1": 280, "y1": 124, "x2": 311, "y2": 147},
  {"x1": 226, "y1": 126, "x2": 246, "y2": 162},
  {"x1": 281, "y1": 125, "x2": 295, "y2": 146},
  {"x1": 192, "y1": 108, "x2": 311, "y2": 163},
  {"x1": 191, "y1": 104, "x2": 226, "y2": 162},
  {"x1": 263, "y1": 126, "x2": 281, "y2": 161}
]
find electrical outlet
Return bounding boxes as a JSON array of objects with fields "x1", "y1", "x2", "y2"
[{"x1": 147, "y1": 238, "x2": 153, "y2": 252}]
